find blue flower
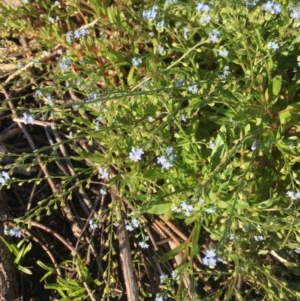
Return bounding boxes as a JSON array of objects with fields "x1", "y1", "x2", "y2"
[
  {"x1": 98, "y1": 167, "x2": 109, "y2": 179},
  {"x1": 23, "y1": 112, "x2": 34, "y2": 125},
  {"x1": 142, "y1": 5, "x2": 158, "y2": 21},
  {"x1": 132, "y1": 57, "x2": 142, "y2": 67},
  {"x1": 208, "y1": 30, "x2": 220, "y2": 43},
  {"x1": 262, "y1": 1, "x2": 281, "y2": 14},
  {"x1": 188, "y1": 84, "x2": 198, "y2": 94},
  {"x1": 203, "y1": 248, "x2": 217, "y2": 268},
  {"x1": 58, "y1": 58, "x2": 72, "y2": 72},
  {"x1": 129, "y1": 147, "x2": 144, "y2": 162},
  {"x1": 89, "y1": 219, "x2": 98, "y2": 230},
  {"x1": 157, "y1": 45, "x2": 164, "y2": 54},
  {"x1": 199, "y1": 14, "x2": 211, "y2": 25},
  {"x1": 66, "y1": 31, "x2": 73, "y2": 44},
  {"x1": 218, "y1": 49, "x2": 229, "y2": 57},
  {"x1": 4, "y1": 226, "x2": 22, "y2": 238},
  {"x1": 267, "y1": 41, "x2": 279, "y2": 51},
  {"x1": 196, "y1": 2, "x2": 210, "y2": 12}
]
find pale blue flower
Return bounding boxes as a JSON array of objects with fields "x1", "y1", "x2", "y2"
[
  {"x1": 267, "y1": 41, "x2": 279, "y2": 51},
  {"x1": 4, "y1": 226, "x2": 22, "y2": 238},
  {"x1": 139, "y1": 236, "x2": 149, "y2": 249},
  {"x1": 199, "y1": 14, "x2": 211, "y2": 25},
  {"x1": 100, "y1": 188, "x2": 107, "y2": 195},
  {"x1": 183, "y1": 27, "x2": 188, "y2": 40},
  {"x1": 47, "y1": 95, "x2": 53, "y2": 106},
  {"x1": 290, "y1": 9, "x2": 300, "y2": 19},
  {"x1": 98, "y1": 167, "x2": 109, "y2": 179},
  {"x1": 23, "y1": 112, "x2": 34, "y2": 125},
  {"x1": 209, "y1": 140, "x2": 216, "y2": 149},
  {"x1": 35, "y1": 89, "x2": 43, "y2": 97},
  {"x1": 132, "y1": 57, "x2": 142, "y2": 67},
  {"x1": 74, "y1": 28, "x2": 88, "y2": 39},
  {"x1": 196, "y1": 2, "x2": 210, "y2": 12},
  {"x1": 129, "y1": 147, "x2": 144, "y2": 162},
  {"x1": 218, "y1": 49, "x2": 229, "y2": 57},
  {"x1": 254, "y1": 235, "x2": 264, "y2": 241},
  {"x1": 208, "y1": 30, "x2": 220, "y2": 43},
  {"x1": 143, "y1": 5, "x2": 158, "y2": 21},
  {"x1": 188, "y1": 84, "x2": 198, "y2": 94},
  {"x1": 203, "y1": 248, "x2": 217, "y2": 268},
  {"x1": 205, "y1": 206, "x2": 216, "y2": 213},
  {"x1": 166, "y1": 146, "x2": 173, "y2": 155},
  {"x1": 58, "y1": 58, "x2": 72, "y2": 72},
  {"x1": 263, "y1": 1, "x2": 281, "y2": 14},
  {"x1": 156, "y1": 20, "x2": 165, "y2": 29},
  {"x1": 251, "y1": 142, "x2": 257, "y2": 150},
  {"x1": 66, "y1": 31, "x2": 73, "y2": 44},
  {"x1": 157, "y1": 45, "x2": 164, "y2": 54},
  {"x1": 155, "y1": 296, "x2": 164, "y2": 301},
  {"x1": 89, "y1": 219, "x2": 98, "y2": 230}
]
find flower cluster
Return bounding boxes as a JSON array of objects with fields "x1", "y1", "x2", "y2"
[
  {"x1": 286, "y1": 190, "x2": 300, "y2": 201},
  {"x1": 66, "y1": 28, "x2": 88, "y2": 44},
  {"x1": 203, "y1": 248, "x2": 217, "y2": 268},
  {"x1": 125, "y1": 218, "x2": 139, "y2": 231},
  {"x1": 0, "y1": 171, "x2": 10, "y2": 186},
  {"x1": 132, "y1": 57, "x2": 142, "y2": 67},
  {"x1": 98, "y1": 167, "x2": 109, "y2": 179},
  {"x1": 262, "y1": 1, "x2": 282, "y2": 14},
  {"x1": 129, "y1": 146, "x2": 144, "y2": 162},
  {"x1": 4, "y1": 225, "x2": 22, "y2": 238},
  {"x1": 171, "y1": 201, "x2": 194, "y2": 217},
  {"x1": 220, "y1": 65, "x2": 229, "y2": 79},
  {"x1": 267, "y1": 41, "x2": 279, "y2": 51},
  {"x1": 157, "y1": 146, "x2": 176, "y2": 170},
  {"x1": 142, "y1": 5, "x2": 158, "y2": 21},
  {"x1": 23, "y1": 112, "x2": 34, "y2": 125}
]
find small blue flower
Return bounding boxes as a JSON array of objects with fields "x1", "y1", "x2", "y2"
[
  {"x1": 203, "y1": 248, "x2": 217, "y2": 268},
  {"x1": 23, "y1": 112, "x2": 34, "y2": 125},
  {"x1": 188, "y1": 84, "x2": 198, "y2": 94},
  {"x1": 262, "y1": 1, "x2": 281, "y2": 14},
  {"x1": 143, "y1": 5, "x2": 158, "y2": 21},
  {"x1": 4, "y1": 226, "x2": 22, "y2": 238},
  {"x1": 156, "y1": 20, "x2": 165, "y2": 29},
  {"x1": 157, "y1": 45, "x2": 164, "y2": 54},
  {"x1": 58, "y1": 58, "x2": 72, "y2": 72},
  {"x1": 208, "y1": 30, "x2": 220, "y2": 43},
  {"x1": 132, "y1": 57, "x2": 142, "y2": 67},
  {"x1": 89, "y1": 219, "x2": 98, "y2": 230},
  {"x1": 196, "y1": 2, "x2": 210, "y2": 12},
  {"x1": 218, "y1": 49, "x2": 229, "y2": 57},
  {"x1": 267, "y1": 41, "x2": 279, "y2": 51},
  {"x1": 183, "y1": 27, "x2": 188, "y2": 40},
  {"x1": 98, "y1": 167, "x2": 109, "y2": 179},
  {"x1": 66, "y1": 31, "x2": 73, "y2": 44},
  {"x1": 199, "y1": 14, "x2": 211, "y2": 25},
  {"x1": 35, "y1": 89, "x2": 43, "y2": 98},
  {"x1": 129, "y1": 147, "x2": 144, "y2": 162}
]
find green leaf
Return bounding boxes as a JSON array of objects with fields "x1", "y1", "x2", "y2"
[
  {"x1": 17, "y1": 265, "x2": 32, "y2": 274},
  {"x1": 159, "y1": 242, "x2": 187, "y2": 262},
  {"x1": 141, "y1": 200, "x2": 172, "y2": 215},
  {"x1": 272, "y1": 75, "x2": 282, "y2": 96}
]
